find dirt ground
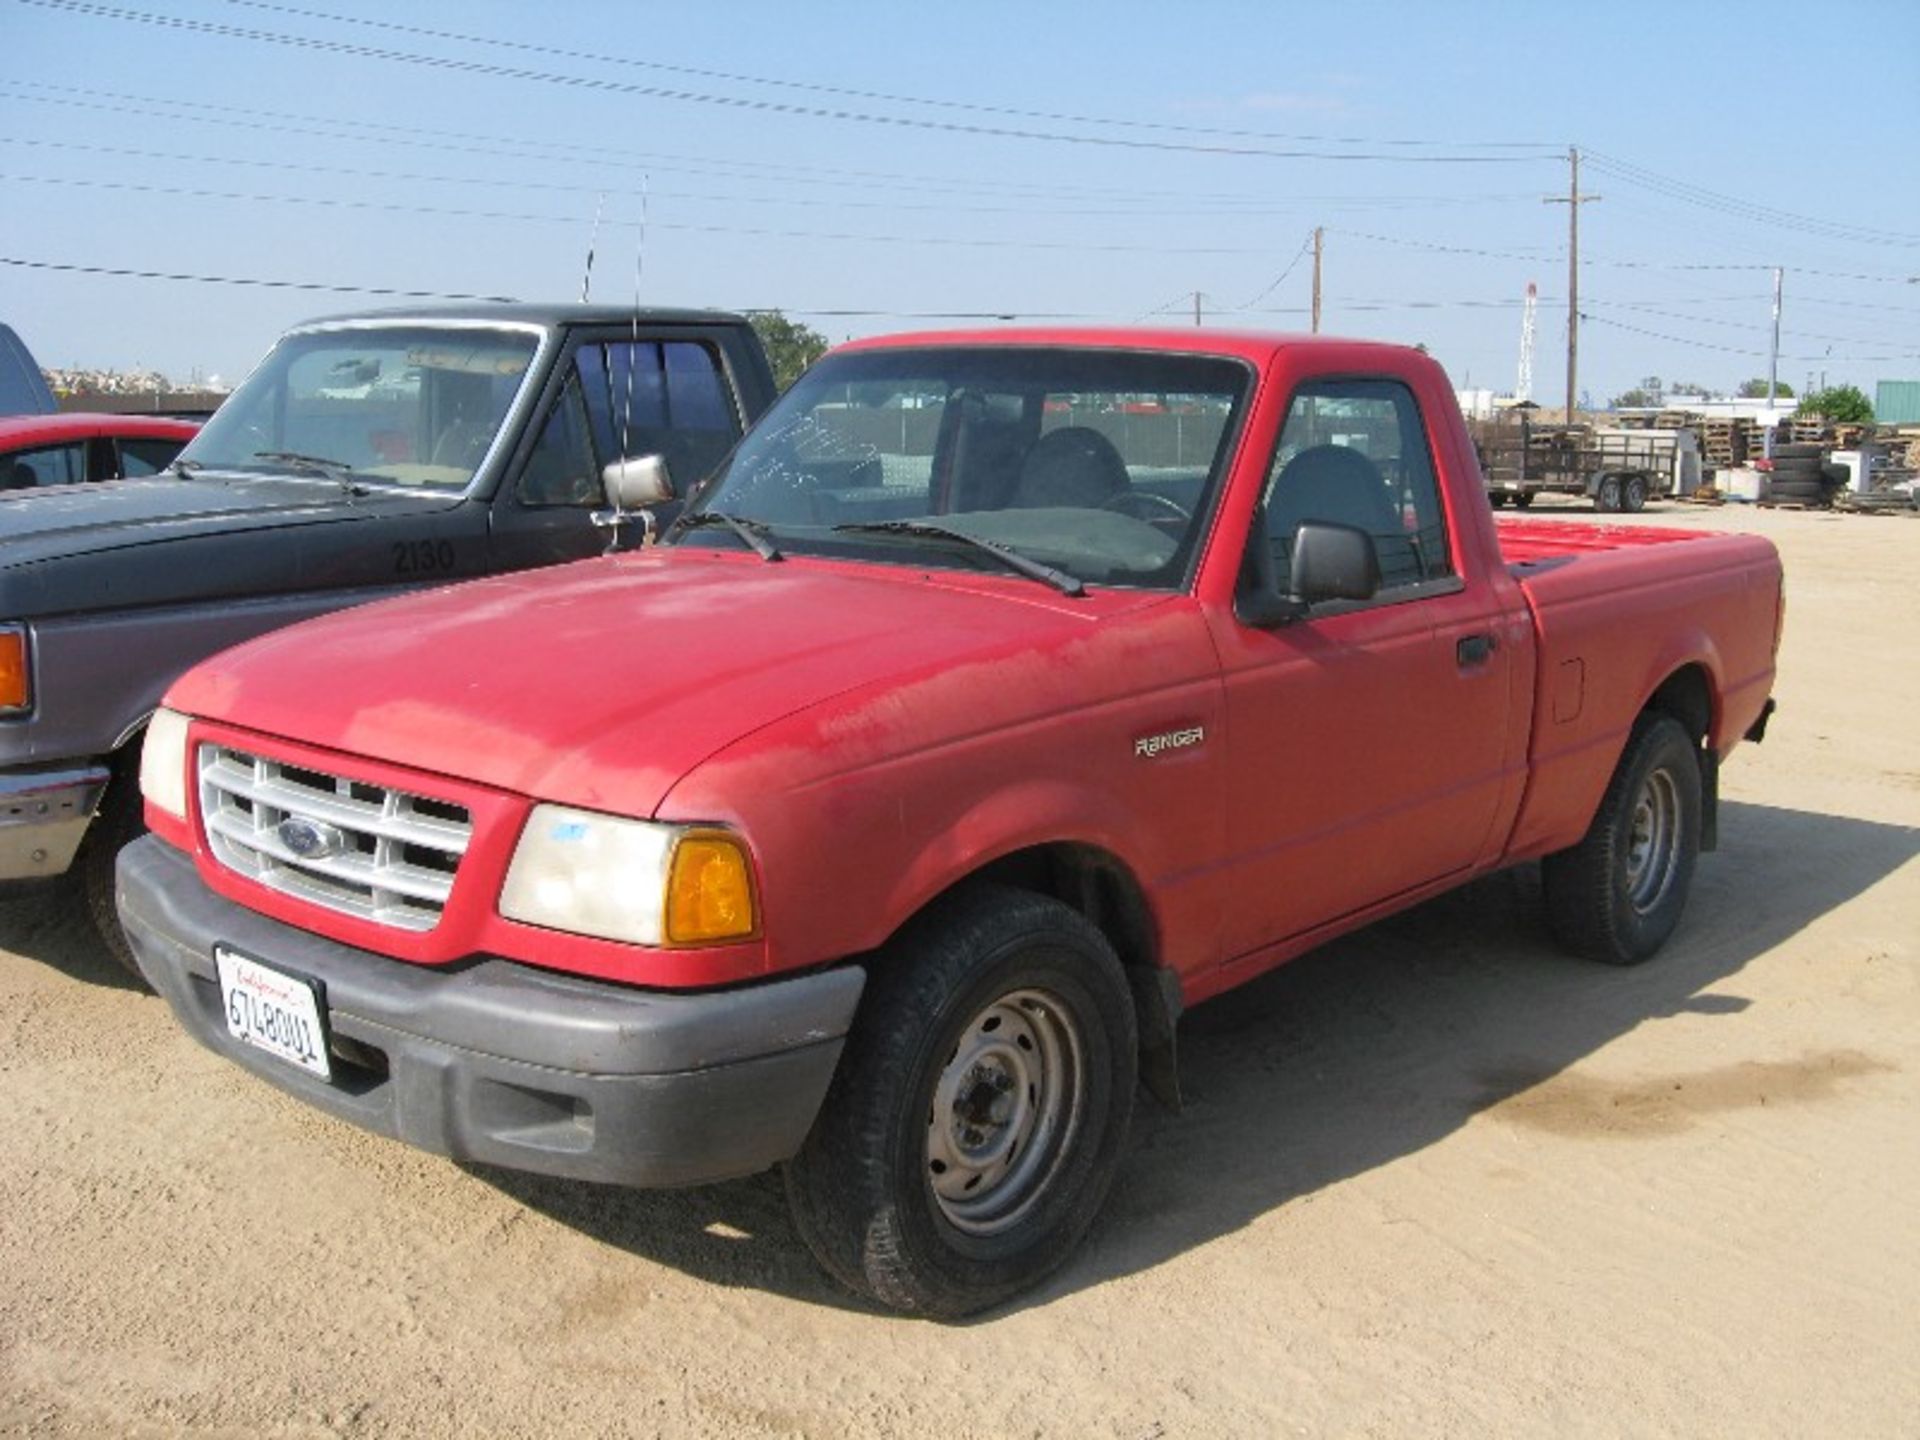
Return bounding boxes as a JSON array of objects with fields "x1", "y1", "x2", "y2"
[{"x1": 2, "y1": 499, "x2": 1916, "y2": 1439}]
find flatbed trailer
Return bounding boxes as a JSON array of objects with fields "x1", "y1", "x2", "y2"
[{"x1": 1473, "y1": 414, "x2": 1699, "y2": 512}]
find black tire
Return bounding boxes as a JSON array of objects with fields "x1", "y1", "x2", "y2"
[
  {"x1": 1769, "y1": 459, "x2": 1821, "y2": 480},
  {"x1": 1771, "y1": 442, "x2": 1822, "y2": 461},
  {"x1": 74, "y1": 772, "x2": 148, "y2": 983},
  {"x1": 1542, "y1": 714, "x2": 1702, "y2": 966},
  {"x1": 1511, "y1": 491, "x2": 1536, "y2": 509},
  {"x1": 1769, "y1": 479, "x2": 1823, "y2": 502},
  {"x1": 1595, "y1": 475, "x2": 1622, "y2": 513},
  {"x1": 1489, "y1": 491, "x2": 1509, "y2": 508},
  {"x1": 785, "y1": 884, "x2": 1137, "y2": 1318},
  {"x1": 1622, "y1": 474, "x2": 1649, "y2": 513}
]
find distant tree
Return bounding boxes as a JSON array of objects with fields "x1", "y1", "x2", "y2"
[
  {"x1": 1737, "y1": 377, "x2": 1794, "y2": 399},
  {"x1": 1612, "y1": 387, "x2": 1657, "y2": 409},
  {"x1": 1796, "y1": 384, "x2": 1873, "y2": 424},
  {"x1": 748, "y1": 311, "x2": 829, "y2": 392},
  {"x1": 1668, "y1": 379, "x2": 1712, "y2": 398}
]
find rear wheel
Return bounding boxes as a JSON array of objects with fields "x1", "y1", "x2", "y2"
[
  {"x1": 1511, "y1": 491, "x2": 1536, "y2": 509},
  {"x1": 785, "y1": 885, "x2": 1136, "y2": 1318},
  {"x1": 1622, "y1": 474, "x2": 1649, "y2": 513},
  {"x1": 1542, "y1": 714, "x2": 1702, "y2": 965},
  {"x1": 1595, "y1": 475, "x2": 1622, "y2": 512}
]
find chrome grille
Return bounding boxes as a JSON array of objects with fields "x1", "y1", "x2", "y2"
[{"x1": 198, "y1": 743, "x2": 472, "y2": 932}]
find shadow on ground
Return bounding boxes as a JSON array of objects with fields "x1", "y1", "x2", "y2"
[
  {"x1": 0, "y1": 883, "x2": 145, "y2": 993},
  {"x1": 372, "y1": 800, "x2": 1919, "y2": 1315}
]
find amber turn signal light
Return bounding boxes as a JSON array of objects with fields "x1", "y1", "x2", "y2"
[
  {"x1": 0, "y1": 628, "x2": 29, "y2": 712},
  {"x1": 665, "y1": 834, "x2": 758, "y2": 945}
]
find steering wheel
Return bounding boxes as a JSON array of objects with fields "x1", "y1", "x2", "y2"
[{"x1": 1100, "y1": 490, "x2": 1192, "y2": 524}]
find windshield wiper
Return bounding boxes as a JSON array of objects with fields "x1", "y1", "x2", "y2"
[
  {"x1": 676, "y1": 510, "x2": 783, "y2": 562},
  {"x1": 831, "y1": 520, "x2": 1085, "y2": 597},
  {"x1": 253, "y1": 449, "x2": 357, "y2": 477},
  {"x1": 250, "y1": 450, "x2": 369, "y2": 496},
  {"x1": 168, "y1": 457, "x2": 203, "y2": 478}
]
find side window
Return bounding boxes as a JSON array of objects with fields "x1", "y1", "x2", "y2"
[
  {"x1": 118, "y1": 437, "x2": 188, "y2": 477},
  {"x1": 1259, "y1": 378, "x2": 1452, "y2": 595},
  {"x1": 4, "y1": 443, "x2": 85, "y2": 488},
  {"x1": 517, "y1": 373, "x2": 600, "y2": 507},
  {"x1": 577, "y1": 340, "x2": 741, "y2": 497}
]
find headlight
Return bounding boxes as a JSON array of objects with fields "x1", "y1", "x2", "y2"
[
  {"x1": 499, "y1": 804, "x2": 758, "y2": 947},
  {"x1": 138, "y1": 707, "x2": 192, "y2": 820},
  {"x1": 0, "y1": 625, "x2": 29, "y2": 713}
]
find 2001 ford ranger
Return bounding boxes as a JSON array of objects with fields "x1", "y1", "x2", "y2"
[{"x1": 120, "y1": 329, "x2": 1782, "y2": 1317}]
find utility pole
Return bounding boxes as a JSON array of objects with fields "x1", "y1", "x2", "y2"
[
  {"x1": 1193, "y1": 290, "x2": 1202, "y2": 327},
  {"x1": 1545, "y1": 148, "x2": 1599, "y2": 423},
  {"x1": 1311, "y1": 226, "x2": 1324, "y2": 333},
  {"x1": 1767, "y1": 267, "x2": 1783, "y2": 406}
]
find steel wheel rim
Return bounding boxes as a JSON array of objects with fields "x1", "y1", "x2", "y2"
[
  {"x1": 926, "y1": 987, "x2": 1086, "y2": 1237},
  {"x1": 1624, "y1": 767, "x2": 1681, "y2": 914}
]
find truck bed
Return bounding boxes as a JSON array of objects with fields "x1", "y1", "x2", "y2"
[
  {"x1": 1494, "y1": 516, "x2": 1719, "y2": 567},
  {"x1": 1490, "y1": 514, "x2": 1783, "y2": 861}
]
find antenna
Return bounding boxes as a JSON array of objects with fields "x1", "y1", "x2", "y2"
[
  {"x1": 619, "y1": 176, "x2": 650, "y2": 470},
  {"x1": 579, "y1": 192, "x2": 605, "y2": 304},
  {"x1": 1516, "y1": 281, "x2": 1538, "y2": 404}
]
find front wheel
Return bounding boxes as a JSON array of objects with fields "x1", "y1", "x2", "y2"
[
  {"x1": 784, "y1": 885, "x2": 1136, "y2": 1318},
  {"x1": 1622, "y1": 474, "x2": 1649, "y2": 512},
  {"x1": 75, "y1": 773, "x2": 148, "y2": 984},
  {"x1": 1542, "y1": 714, "x2": 1702, "y2": 965},
  {"x1": 1595, "y1": 475, "x2": 1623, "y2": 512}
]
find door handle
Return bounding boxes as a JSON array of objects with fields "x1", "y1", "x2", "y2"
[{"x1": 1456, "y1": 633, "x2": 1496, "y2": 666}]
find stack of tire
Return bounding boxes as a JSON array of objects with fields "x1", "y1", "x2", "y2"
[{"x1": 1767, "y1": 442, "x2": 1834, "y2": 506}]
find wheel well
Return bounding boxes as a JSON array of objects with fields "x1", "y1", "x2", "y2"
[
  {"x1": 943, "y1": 843, "x2": 1183, "y2": 1104},
  {"x1": 1644, "y1": 664, "x2": 1713, "y2": 745},
  {"x1": 970, "y1": 843, "x2": 1155, "y2": 966}
]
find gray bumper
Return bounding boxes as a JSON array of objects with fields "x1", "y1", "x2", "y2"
[
  {"x1": 0, "y1": 763, "x2": 109, "y2": 880},
  {"x1": 118, "y1": 836, "x2": 865, "y2": 1188}
]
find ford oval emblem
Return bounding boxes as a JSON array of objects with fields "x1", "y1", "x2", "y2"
[{"x1": 278, "y1": 815, "x2": 346, "y2": 861}]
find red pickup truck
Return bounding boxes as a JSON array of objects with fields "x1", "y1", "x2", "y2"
[{"x1": 120, "y1": 330, "x2": 1782, "y2": 1317}]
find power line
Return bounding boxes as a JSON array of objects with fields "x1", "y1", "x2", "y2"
[
  {"x1": 13, "y1": 0, "x2": 1555, "y2": 163},
  {"x1": 0, "y1": 254, "x2": 518, "y2": 301},
  {"x1": 0, "y1": 136, "x2": 1544, "y2": 222},
  {"x1": 211, "y1": 0, "x2": 1561, "y2": 155},
  {"x1": 0, "y1": 85, "x2": 1553, "y2": 212},
  {"x1": 1582, "y1": 299, "x2": 1918, "y2": 353},
  {"x1": 1584, "y1": 149, "x2": 1920, "y2": 249},
  {"x1": 1580, "y1": 312, "x2": 1919, "y2": 365},
  {"x1": 1232, "y1": 233, "x2": 1316, "y2": 311},
  {"x1": 0, "y1": 172, "x2": 1284, "y2": 258}
]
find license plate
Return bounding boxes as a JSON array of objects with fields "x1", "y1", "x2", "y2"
[{"x1": 214, "y1": 948, "x2": 332, "y2": 1081}]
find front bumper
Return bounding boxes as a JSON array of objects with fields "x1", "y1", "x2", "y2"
[
  {"x1": 0, "y1": 763, "x2": 109, "y2": 880},
  {"x1": 119, "y1": 836, "x2": 865, "y2": 1188}
]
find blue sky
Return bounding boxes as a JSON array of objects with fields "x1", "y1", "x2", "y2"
[{"x1": 3, "y1": 0, "x2": 1916, "y2": 401}]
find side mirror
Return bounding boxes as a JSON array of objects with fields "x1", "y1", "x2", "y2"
[
  {"x1": 1291, "y1": 520, "x2": 1381, "y2": 604},
  {"x1": 593, "y1": 454, "x2": 675, "y2": 550},
  {"x1": 1235, "y1": 517, "x2": 1380, "y2": 628},
  {"x1": 602, "y1": 454, "x2": 675, "y2": 510}
]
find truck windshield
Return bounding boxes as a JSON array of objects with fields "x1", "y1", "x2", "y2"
[
  {"x1": 678, "y1": 347, "x2": 1251, "y2": 591},
  {"x1": 180, "y1": 326, "x2": 540, "y2": 490}
]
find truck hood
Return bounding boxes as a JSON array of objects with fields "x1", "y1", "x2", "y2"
[
  {"x1": 170, "y1": 549, "x2": 1164, "y2": 818},
  {"x1": 0, "y1": 473, "x2": 463, "y2": 615}
]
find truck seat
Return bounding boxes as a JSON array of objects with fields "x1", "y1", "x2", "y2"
[
  {"x1": 1267, "y1": 444, "x2": 1421, "y2": 589},
  {"x1": 1010, "y1": 426, "x2": 1129, "y2": 509}
]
